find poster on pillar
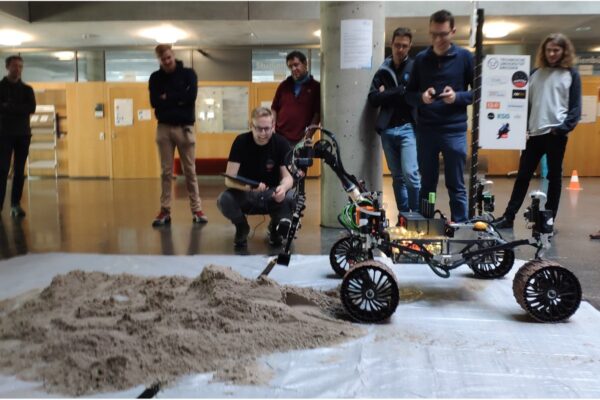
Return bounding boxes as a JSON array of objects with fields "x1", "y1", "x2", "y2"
[
  {"x1": 479, "y1": 55, "x2": 530, "y2": 150},
  {"x1": 340, "y1": 19, "x2": 373, "y2": 69}
]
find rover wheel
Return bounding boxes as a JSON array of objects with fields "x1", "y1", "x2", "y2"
[
  {"x1": 340, "y1": 261, "x2": 399, "y2": 323},
  {"x1": 513, "y1": 259, "x2": 581, "y2": 322},
  {"x1": 329, "y1": 236, "x2": 369, "y2": 277},
  {"x1": 468, "y1": 243, "x2": 515, "y2": 279}
]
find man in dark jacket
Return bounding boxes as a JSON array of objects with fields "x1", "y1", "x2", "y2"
[
  {"x1": 0, "y1": 55, "x2": 36, "y2": 217},
  {"x1": 406, "y1": 10, "x2": 474, "y2": 222},
  {"x1": 368, "y1": 27, "x2": 420, "y2": 215},
  {"x1": 271, "y1": 51, "x2": 320, "y2": 146},
  {"x1": 148, "y1": 44, "x2": 207, "y2": 227}
]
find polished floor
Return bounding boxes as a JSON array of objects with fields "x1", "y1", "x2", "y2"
[{"x1": 1, "y1": 175, "x2": 600, "y2": 308}]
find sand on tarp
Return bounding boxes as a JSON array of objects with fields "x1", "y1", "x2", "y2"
[{"x1": 0, "y1": 265, "x2": 364, "y2": 396}]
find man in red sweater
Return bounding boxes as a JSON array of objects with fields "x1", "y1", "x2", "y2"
[{"x1": 271, "y1": 51, "x2": 320, "y2": 146}]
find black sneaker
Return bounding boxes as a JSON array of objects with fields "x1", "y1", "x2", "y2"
[
  {"x1": 493, "y1": 216, "x2": 514, "y2": 229},
  {"x1": 234, "y1": 221, "x2": 250, "y2": 247},
  {"x1": 267, "y1": 221, "x2": 281, "y2": 246},
  {"x1": 10, "y1": 205, "x2": 26, "y2": 218},
  {"x1": 152, "y1": 208, "x2": 171, "y2": 227}
]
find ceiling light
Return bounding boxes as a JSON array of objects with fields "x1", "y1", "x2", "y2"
[
  {"x1": 0, "y1": 29, "x2": 33, "y2": 46},
  {"x1": 576, "y1": 26, "x2": 591, "y2": 32},
  {"x1": 54, "y1": 51, "x2": 75, "y2": 61},
  {"x1": 591, "y1": 46, "x2": 600, "y2": 52},
  {"x1": 139, "y1": 25, "x2": 187, "y2": 44},
  {"x1": 313, "y1": 30, "x2": 321, "y2": 38},
  {"x1": 483, "y1": 22, "x2": 519, "y2": 39}
]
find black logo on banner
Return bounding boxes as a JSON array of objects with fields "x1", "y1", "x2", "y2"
[
  {"x1": 512, "y1": 89, "x2": 526, "y2": 99},
  {"x1": 487, "y1": 113, "x2": 495, "y2": 120},
  {"x1": 512, "y1": 71, "x2": 528, "y2": 88}
]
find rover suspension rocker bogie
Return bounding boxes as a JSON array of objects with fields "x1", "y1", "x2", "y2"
[{"x1": 259, "y1": 126, "x2": 581, "y2": 324}]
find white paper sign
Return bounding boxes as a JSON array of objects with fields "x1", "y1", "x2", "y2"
[
  {"x1": 578, "y1": 65, "x2": 593, "y2": 76},
  {"x1": 479, "y1": 55, "x2": 530, "y2": 150},
  {"x1": 580, "y1": 96, "x2": 597, "y2": 123},
  {"x1": 114, "y1": 98, "x2": 133, "y2": 127},
  {"x1": 340, "y1": 19, "x2": 373, "y2": 69},
  {"x1": 137, "y1": 109, "x2": 151, "y2": 121}
]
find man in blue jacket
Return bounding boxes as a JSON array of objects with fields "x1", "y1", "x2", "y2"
[
  {"x1": 368, "y1": 27, "x2": 420, "y2": 217},
  {"x1": 406, "y1": 10, "x2": 473, "y2": 223},
  {"x1": 149, "y1": 44, "x2": 207, "y2": 227}
]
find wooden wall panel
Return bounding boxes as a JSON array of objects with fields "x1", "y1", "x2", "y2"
[
  {"x1": 33, "y1": 75, "x2": 600, "y2": 179},
  {"x1": 107, "y1": 83, "x2": 159, "y2": 179},
  {"x1": 562, "y1": 76, "x2": 600, "y2": 177},
  {"x1": 66, "y1": 82, "x2": 111, "y2": 177}
]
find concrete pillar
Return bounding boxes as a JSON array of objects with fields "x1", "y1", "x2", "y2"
[{"x1": 320, "y1": 1, "x2": 384, "y2": 227}]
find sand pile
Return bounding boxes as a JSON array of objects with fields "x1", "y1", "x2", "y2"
[{"x1": 0, "y1": 265, "x2": 364, "y2": 396}]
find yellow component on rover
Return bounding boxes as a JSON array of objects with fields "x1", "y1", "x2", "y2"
[{"x1": 473, "y1": 221, "x2": 488, "y2": 231}]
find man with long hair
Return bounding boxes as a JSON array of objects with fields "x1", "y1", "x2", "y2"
[{"x1": 494, "y1": 33, "x2": 581, "y2": 230}]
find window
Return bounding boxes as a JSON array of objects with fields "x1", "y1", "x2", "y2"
[
  {"x1": 196, "y1": 86, "x2": 249, "y2": 133},
  {"x1": 77, "y1": 51, "x2": 105, "y2": 82},
  {"x1": 252, "y1": 49, "x2": 294, "y2": 82},
  {"x1": 105, "y1": 49, "x2": 192, "y2": 82},
  {"x1": 310, "y1": 49, "x2": 320, "y2": 81},
  {"x1": 105, "y1": 50, "x2": 157, "y2": 82},
  {"x1": 21, "y1": 51, "x2": 76, "y2": 82},
  {"x1": 252, "y1": 48, "x2": 320, "y2": 83}
]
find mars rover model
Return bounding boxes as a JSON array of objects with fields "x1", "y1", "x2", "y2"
[{"x1": 261, "y1": 126, "x2": 581, "y2": 324}]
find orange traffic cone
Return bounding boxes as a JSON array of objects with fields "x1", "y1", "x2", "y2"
[{"x1": 567, "y1": 170, "x2": 583, "y2": 191}]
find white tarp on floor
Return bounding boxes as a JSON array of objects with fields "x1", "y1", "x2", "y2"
[{"x1": 1, "y1": 253, "x2": 599, "y2": 398}]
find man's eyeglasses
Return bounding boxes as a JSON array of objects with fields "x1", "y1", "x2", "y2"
[
  {"x1": 429, "y1": 31, "x2": 451, "y2": 39},
  {"x1": 252, "y1": 124, "x2": 272, "y2": 133}
]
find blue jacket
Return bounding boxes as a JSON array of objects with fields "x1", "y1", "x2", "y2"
[
  {"x1": 149, "y1": 60, "x2": 197, "y2": 125},
  {"x1": 406, "y1": 44, "x2": 474, "y2": 133}
]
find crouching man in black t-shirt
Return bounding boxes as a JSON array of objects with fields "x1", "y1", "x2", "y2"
[{"x1": 217, "y1": 107, "x2": 294, "y2": 248}]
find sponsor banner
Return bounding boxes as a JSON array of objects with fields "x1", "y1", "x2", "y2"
[{"x1": 480, "y1": 54, "x2": 530, "y2": 150}]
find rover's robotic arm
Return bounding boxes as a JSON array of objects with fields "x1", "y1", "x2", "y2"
[{"x1": 261, "y1": 126, "x2": 369, "y2": 276}]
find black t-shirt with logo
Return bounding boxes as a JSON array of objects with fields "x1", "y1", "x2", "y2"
[{"x1": 228, "y1": 131, "x2": 291, "y2": 188}]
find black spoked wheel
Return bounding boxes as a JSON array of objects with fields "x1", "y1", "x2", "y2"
[
  {"x1": 340, "y1": 261, "x2": 399, "y2": 323},
  {"x1": 329, "y1": 236, "x2": 369, "y2": 277},
  {"x1": 468, "y1": 242, "x2": 515, "y2": 279},
  {"x1": 513, "y1": 259, "x2": 582, "y2": 322}
]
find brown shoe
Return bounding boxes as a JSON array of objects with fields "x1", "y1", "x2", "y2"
[{"x1": 590, "y1": 231, "x2": 600, "y2": 240}]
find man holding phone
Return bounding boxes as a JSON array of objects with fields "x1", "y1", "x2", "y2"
[{"x1": 406, "y1": 9, "x2": 474, "y2": 222}]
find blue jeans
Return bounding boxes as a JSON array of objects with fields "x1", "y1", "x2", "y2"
[
  {"x1": 417, "y1": 130, "x2": 467, "y2": 222},
  {"x1": 381, "y1": 124, "x2": 421, "y2": 212}
]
